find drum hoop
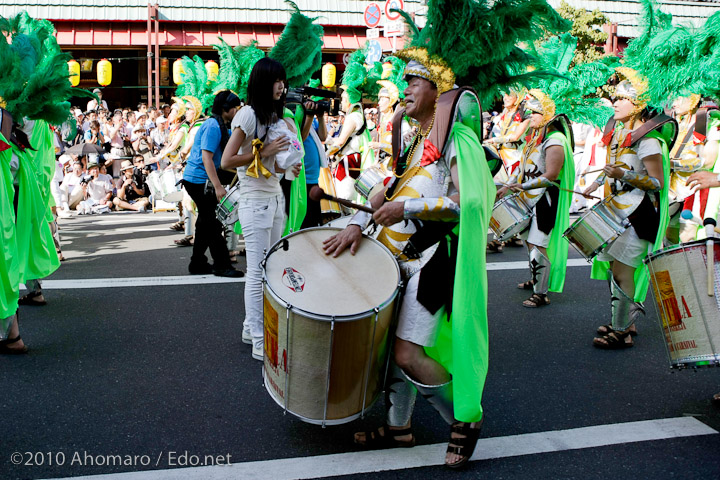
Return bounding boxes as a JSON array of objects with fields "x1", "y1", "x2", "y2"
[
  {"x1": 262, "y1": 227, "x2": 402, "y2": 322},
  {"x1": 644, "y1": 239, "x2": 707, "y2": 263}
]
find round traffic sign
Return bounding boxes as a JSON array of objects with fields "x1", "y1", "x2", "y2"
[
  {"x1": 385, "y1": 0, "x2": 403, "y2": 21},
  {"x1": 364, "y1": 3, "x2": 382, "y2": 29}
]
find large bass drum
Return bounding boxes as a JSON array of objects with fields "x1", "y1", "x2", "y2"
[
  {"x1": 262, "y1": 227, "x2": 401, "y2": 425},
  {"x1": 645, "y1": 240, "x2": 720, "y2": 368}
]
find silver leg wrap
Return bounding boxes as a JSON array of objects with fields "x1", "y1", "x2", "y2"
[
  {"x1": 401, "y1": 370, "x2": 455, "y2": 425},
  {"x1": 610, "y1": 272, "x2": 635, "y2": 332},
  {"x1": 1, "y1": 314, "x2": 16, "y2": 340},
  {"x1": 529, "y1": 247, "x2": 551, "y2": 295},
  {"x1": 385, "y1": 361, "x2": 417, "y2": 428},
  {"x1": 26, "y1": 279, "x2": 42, "y2": 293}
]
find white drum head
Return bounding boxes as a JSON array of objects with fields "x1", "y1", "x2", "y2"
[{"x1": 264, "y1": 228, "x2": 400, "y2": 318}]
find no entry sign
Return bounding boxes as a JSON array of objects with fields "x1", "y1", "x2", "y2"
[
  {"x1": 384, "y1": 0, "x2": 403, "y2": 21},
  {"x1": 364, "y1": 3, "x2": 382, "y2": 29}
]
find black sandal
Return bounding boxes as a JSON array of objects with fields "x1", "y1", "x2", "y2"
[
  {"x1": 174, "y1": 235, "x2": 193, "y2": 247},
  {"x1": 522, "y1": 293, "x2": 550, "y2": 308},
  {"x1": 597, "y1": 324, "x2": 637, "y2": 337},
  {"x1": 486, "y1": 240, "x2": 504, "y2": 253},
  {"x1": 18, "y1": 291, "x2": 46, "y2": 306},
  {"x1": 446, "y1": 419, "x2": 483, "y2": 469},
  {"x1": 170, "y1": 221, "x2": 185, "y2": 231},
  {"x1": 0, "y1": 335, "x2": 28, "y2": 355},
  {"x1": 354, "y1": 424, "x2": 415, "y2": 449},
  {"x1": 506, "y1": 237, "x2": 524, "y2": 248},
  {"x1": 517, "y1": 280, "x2": 534, "y2": 290},
  {"x1": 593, "y1": 330, "x2": 633, "y2": 349}
]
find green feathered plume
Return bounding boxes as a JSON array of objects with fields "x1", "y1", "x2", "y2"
[
  {"x1": 622, "y1": 0, "x2": 673, "y2": 69},
  {"x1": 0, "y1": 11, "x2": 93, "y2": 126},
  {"x1": 694, "y1": 12, "x2": 720, "y2": 101},
  {"x1": 175, "y1": 55, "x2": 215, "y2": 113},
  {"x1": 212, "y1": 38, "x2": 265, "y2": 102},
  {"x1": 529, "y1": 34, "x2": 614, "y2": 128},
  {"x1": 396, "y1": 0, "x2": 571, "y2": 107},
  {"x1": 340, "y1": 46, "x2": 385, "y2": 104},
  {"x1": 383, "y1": 56, "x2": 408, "y2": 99},
  {"x1": 269, "y1": 1, "x2": 324, "y2": 88}
]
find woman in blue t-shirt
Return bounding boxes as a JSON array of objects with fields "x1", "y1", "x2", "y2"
[{"x1": 181, "y1": 90, "x2": 243, "y2": 277}]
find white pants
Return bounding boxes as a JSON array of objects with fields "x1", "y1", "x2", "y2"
[
  {"x1": 238, "y1": 194, "x2": 286, "y2": 340},
  {"x1": 59, "y1": 185, "x2": 84, "y2": 209}
]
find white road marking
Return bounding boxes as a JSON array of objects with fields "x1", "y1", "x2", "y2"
[
  {"x1": 38, "y1": 275, "x2": 245, "y2": 289},
  {"x1": 43, "y1": 417, "x2": 717, "y2": 480},
  {"x1": 39, "y1": 259, "x2": 589, "y2": 290}
]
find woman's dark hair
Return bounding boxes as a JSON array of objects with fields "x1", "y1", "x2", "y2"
[
  {"x1": 246, "y1": 57, "x2": 286, "y2": 126},
  {"x1": 211, "y1": 90, "x2": 241, "y2": 153}
]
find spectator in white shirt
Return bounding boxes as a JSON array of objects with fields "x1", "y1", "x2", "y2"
[
  {"x1": 77, "y1": 160, "x2": 114, "y2": 213},
  {"x1": 86, "y1": 88, "x2": 109, "y2": 112}
]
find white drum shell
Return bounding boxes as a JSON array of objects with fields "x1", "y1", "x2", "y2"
[
  {"x1": 645, "y1": 240, "x2": 720, "y2": 368},
  {"x1": 490, "y1": 193, "x2": 533, "y2": 242},
  {"x1": 160, "y1": 169, "x2": 183, "y2": 202},
  {"x1": 564, "y1": 201, "x2": 626, "y2": 260},
  {"x1": 216, "y1": 185, "x2": 243, "y2": 225}
]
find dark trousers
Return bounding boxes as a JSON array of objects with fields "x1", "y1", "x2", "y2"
[
  {"x1": 182, "y1": 180, "x2": 230, "y2": 271},
  {"x1": 301, "y1": 184, "x2": 322, "y2": 229}
]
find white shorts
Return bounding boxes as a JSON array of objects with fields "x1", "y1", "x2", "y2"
[
  {"x1": 395, "y1": 272, "x2": 445, "y2": 347},
  {"x1": 596, "y1": 225, "x2": 651, "y2": 268},
  {"x1": 518, "y1": 212, "x2": 551, "y2": 248}
]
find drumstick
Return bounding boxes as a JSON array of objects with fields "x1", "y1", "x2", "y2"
[
  {"x1": 500, "y1": 183, "x2": 595, "y2": 200},
  {"x1": 704, "y1": 218, "x2": 717, "y2": 296},
  {"x1": 580, "y1": 163, "x2": 620, "y2": 176},
  {"x1": 309, "y1": 186, "x2": 376, "y2": 214}
]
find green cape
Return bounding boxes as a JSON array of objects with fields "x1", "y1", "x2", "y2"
[
  {"x1": 425, "y1": 122, "x2": 495, "y2": 423},
  {"x1": 28, "y1": 120, "x2": 56, "y2": 218},
  {"x1": 283, "y1": 106, "x2": 307, "y2": 234},
  {"x1": 591, "y1": 131, "x2": 671, "y2": 302},
  {"x1": 546, "y1": 130, "x2": 575, "y2": 293},
  {"x1": 11, "y1": 131, "x2": 60, "y2": 283},
  {"x1": 0, "y1": 135, "x2": 19, "y2": 325}
]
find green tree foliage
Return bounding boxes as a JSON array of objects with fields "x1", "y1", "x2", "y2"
[{"x1": 557, "y1": 0, "x2": 609, "y2": 65}]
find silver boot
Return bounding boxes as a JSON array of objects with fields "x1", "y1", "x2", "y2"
[
  {"x1": 529, "y1": 247, "x2": 551, "y2": 295},
  {"x1": 385, "y1": 361, "x2": 417, "y2": 428},
  {"x1": 402, "y1": 370, "x2": 455, "y2": 425},
  {"x1": 610, "y1": 271, "x2": 635, "y2": 332}
]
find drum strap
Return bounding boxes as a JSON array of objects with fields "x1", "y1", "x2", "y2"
[
  {"x1": 401, "y1": 220, "x2": 458, "y2": 261},
  {"x1": 671, "y1": 122, "x2": 696, "y2": 161},
  {"x1": 416, "y1": 229, "x2": 459, "y2": 315}
]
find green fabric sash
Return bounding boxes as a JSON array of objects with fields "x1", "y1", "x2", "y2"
[
  {"x1": 425, "y1": 122, "x2": 495, "y2": 423},
  {"x1": 0, "y1": 137, "x2": 19, "y2": 324},
  {"x1": 546, "y1": 131, "x2": 575, "y2": 293},
  {"x1": 9, "y1": 131, "x2": 60, "y2": 283},
  {"x1": 28, "y1": 121, "x2": 56, "y2": 220},
  {"x1": 590, "y1": 131, "x2": 671, "y2": 302},
  {"x1": 283, "y1": 106, "x2": 307, "y2": 235}
]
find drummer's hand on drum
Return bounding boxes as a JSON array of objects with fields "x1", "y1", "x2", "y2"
[
  {"x1": 261, "y1": 137, "x2": 290, "y2": 159},
  {"x1": 323, "y1": 225, "x2": 363, "y2": 257},
  {"x1": 495, "y1": 185, "x2": 509, "y2": 201},
  {"x1": 582, "y1": 182, "x2": 600, "y2": 196},
  {"x1": 603, "y1": 164, "x2": 624, "y2": 179},
  {"x1": 373, "y1": 201, "x2": 404, "y2": 227},
  {"x1": 215, "y1": 184, "x2": 227, "y2": 203},
  {"x1": 688, "y1": 171, "x2": 720, "y2": 190}
]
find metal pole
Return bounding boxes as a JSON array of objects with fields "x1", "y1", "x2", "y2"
[
  {"x1": 146, "y1": 3, "x2": 152, "y2": 107},
  {"x1": 154, "y1": 3, "x2": 160, "y2": 109}
]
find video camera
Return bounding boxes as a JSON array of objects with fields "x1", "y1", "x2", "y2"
[
  {"x1": 79, "y1": 174, "x2": 93, "y2": 185},
  {"x1": 286, "y1": 86, "x2": 340, "y2": 117}
]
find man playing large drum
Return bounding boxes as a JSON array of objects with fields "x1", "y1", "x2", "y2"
[
  {"x1": 323, "y1": 49, "x2": 494, "y2": 468},
  {"x1": 495, "y1": 89, "x2": 574, "y2": 308}
]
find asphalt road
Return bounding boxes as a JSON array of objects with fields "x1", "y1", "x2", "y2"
[{"x1": 2, "y1": 211, "x2": 719, "y2": 480}]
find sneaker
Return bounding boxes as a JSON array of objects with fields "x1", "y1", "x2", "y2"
[
  {"x1": 188, "y1": 262, "x2": 213, "y2": 275},
  {"x1": 252, "y1": 338, "x2": 264, "y2": 361},
  {"x1": 57, "y1": 209, "x2": 71, "y2": 218},
  {"x1": 242, "y1": 326, "x2": 253, "y2": 345}
]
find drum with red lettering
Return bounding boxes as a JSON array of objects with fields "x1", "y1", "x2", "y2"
[
  {"x1": 644, "y1": 240, "x2": 720, "y2": 368},
  {"x1": 261, "y1": 227, "x2": 401, "y2": 425}
]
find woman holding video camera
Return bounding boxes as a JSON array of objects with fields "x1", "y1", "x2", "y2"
[
  {"x1": 181, "y1": 90, "x2": 243, "y2": 279},
  {"x1": 221, "y1": 57, "x2": 301, "y2": 361}
]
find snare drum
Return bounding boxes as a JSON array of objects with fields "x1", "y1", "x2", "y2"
[
  {"x1": 146, "y1": 171, "x2": 163, "y2": 200},
  {"x1": 262, "y1": 227, "x2": 401, "y2": 425},
  {"x1": 355, "y1": 164, "x2": 389, "y2": 201},
  {"x1": 563, "y1": 200, "x2": 626, "y2": 260},
  {"x1": 160, "y1": 169, "x2": 183, "y2": 203},
  {"x1": 324, "y1": 215, "x2": 352, "y2": 229},
  {"x1": 645, "y1": 240, "x2": 720, "y2": 368},
  {"x1": 490, "y1": 193, "x2": 533, "y2": 242},
  {"x1": 216, "y1": 185, "x2": 242, "y2": 225}
]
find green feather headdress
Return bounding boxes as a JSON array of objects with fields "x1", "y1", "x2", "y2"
[
  {"x1": 175, "y1": 55, "x2": 215, "y2": 114},
  {"x1": 268, "y1": 1, "x2": 324, "y2": 88},
  {"x1": 0, "y1": 11, "x2": 93, "y2": 125},
  {"x1": 341, "y1": 47, "x2": 408, "y2": 104},
  {"x1": 394, "y1": 0, "x2": 571, "y2": 107},
  {"x1": 528, "y1": 33, "x2": 615, "y2": 128}
]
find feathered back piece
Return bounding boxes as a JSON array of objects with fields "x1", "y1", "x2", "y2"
[
  {"x1": 212, "y1": 38, "x2": 265, "y2": 102},
  {"x1": 341, "y1": 46, "x2": 382, "y2": 104},
  {"x1": 395, "y1": 0, "x2": 571, "y2": 107},
  {"x1": 0, "y1": 11, "x2": 93, "y2": 125},
  {"x1": 529, "y1": 33, "x2": 615, "y2": 128},
  {"x1": 382, "y1": 56, "x2": 408, "y2": 100},
  {"x1": 175, "y1": 55, "x2": 215, "y2": 114},
  {"x1": 268, "y1": 1, "x2": 324, "y2": 88}
]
